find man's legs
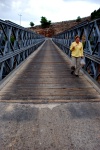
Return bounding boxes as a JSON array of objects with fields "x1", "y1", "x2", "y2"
[
  {"x1": 71, "y1": 57, "x2": 76, "y2": 74},
  {"x1": 74, "y1": 57, "x2": 81, "y2": 76}
]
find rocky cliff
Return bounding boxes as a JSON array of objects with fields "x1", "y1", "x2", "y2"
[{"x1": 28, "y1": 16, "x2": 91, "y2": 37}]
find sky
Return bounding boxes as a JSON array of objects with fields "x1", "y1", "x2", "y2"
[{"x1": 0, "y1": 0, "x2": 100, "y2": 27}]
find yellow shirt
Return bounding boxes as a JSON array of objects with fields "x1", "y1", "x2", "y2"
[{"x1": 70, "y1": 42, "x2": 83, "y2": 57}]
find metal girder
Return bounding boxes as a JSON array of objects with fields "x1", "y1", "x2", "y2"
[
  {"x1": 0, "y1": 19, "x2": 45, "y2": 80},
  {"x1": 52, "y1": 18, "x2": 100, "y2": 84}
]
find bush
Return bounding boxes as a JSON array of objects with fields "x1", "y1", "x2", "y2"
[
  {"x1": 91, "y1": 8, "x2": 100, "y2": 20},
  {"x1": 40, "y1": 16, "x2": 51, "y2": 28},
  {"x1": 30, "y1": 22, "x2": 34, "y2": 27},
  {"x1": 76, "y1": 16, "x2": 81, "y2": 22}
]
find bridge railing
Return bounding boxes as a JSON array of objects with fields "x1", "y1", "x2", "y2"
[
  {"x1": 52, "y1": 18, "x2": 100, "y2": 84},
  {"x1": 0, "y1": 19, "x2": 45, "y2": 80}
]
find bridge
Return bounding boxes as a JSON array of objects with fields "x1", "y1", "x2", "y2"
[{"x1": 0, "y1": 19, "x2": 100, "y2": 149}]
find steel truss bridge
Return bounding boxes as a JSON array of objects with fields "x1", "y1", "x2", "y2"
[
  {"x1": 0, "y1": 18, "x2": 100, "y2": 86},
  {"x1": 0, "y1": 18, "x2": 100, "y2": 150}
]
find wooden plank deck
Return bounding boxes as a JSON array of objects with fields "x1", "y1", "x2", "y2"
[{"x1": 0, "y1": 39, "x2": 100, "y2": 103}]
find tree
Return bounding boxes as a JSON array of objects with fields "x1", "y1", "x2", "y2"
[
  {"x1": 91, "y1": 8, "x2": 100, "y2": 20},
  {"x1": 40, "y1": 16, "x2": 51, "y2": 28},
  {"x1": 30, "y1": 22, "x2": 34, "y2": 27},
  {"x1": 76, "y1": 16, "x2": 81, "y2": 22}
]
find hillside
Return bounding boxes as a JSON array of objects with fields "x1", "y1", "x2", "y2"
[{"x1": 28, "y1": 16, "x2": 91, "y2": 37}]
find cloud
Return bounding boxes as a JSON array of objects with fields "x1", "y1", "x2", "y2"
[
  {"x1": 63, "y1": 0, "x2": 100, "y2": 4},
  {"x1": 0, "y1": 0, "x2": 100, "y2": 27},
  {"x1": 0, "y1": 0, "x2": 11, "y2": 11}
]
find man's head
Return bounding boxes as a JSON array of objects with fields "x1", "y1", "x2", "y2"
[{"x1": 75, "y1": 35, "x2": 80, "y2": 43}]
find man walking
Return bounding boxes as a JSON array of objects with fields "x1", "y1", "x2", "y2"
[{"x1": 70, "y1": 35, "x2": 84, "y2": 77}]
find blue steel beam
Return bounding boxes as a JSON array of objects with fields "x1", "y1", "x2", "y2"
[
  {"x1": 0, "y1": 19, "x2": 45, "y2": 80},
  {"x1": 52, "y1": 18, "x2": 100, "y2": 84}
]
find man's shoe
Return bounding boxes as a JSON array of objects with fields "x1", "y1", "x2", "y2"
[
  {"x1": 75, "y1": 75, "x2": 79, "y2": 77},
  {"x1": 71, "y1": 71, "x2": 74, "y2": 74}
]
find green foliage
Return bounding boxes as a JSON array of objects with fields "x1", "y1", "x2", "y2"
[
  {"x1": 40, "y1": 16, "x2": 51, "y2": 28},
  {"x1": 30, "y1": 22, "x2": 34, "y2": 27},
  {"x1": 82, "y1": 41, "x2": 86, "y2": 49},
  {"x1": 76, "y1": 16, "x2": 81, "y2": 22},
  {"x1": 10, "y1": 36, "x2": 15, "y2": 44},
  {"x1": 91, "y1": 8, "x2": 100, "y2": 20}
]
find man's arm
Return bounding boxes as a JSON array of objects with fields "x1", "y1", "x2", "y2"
[{"x1": 70, "y1": 43, "x2": 75, "y2": 51}]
